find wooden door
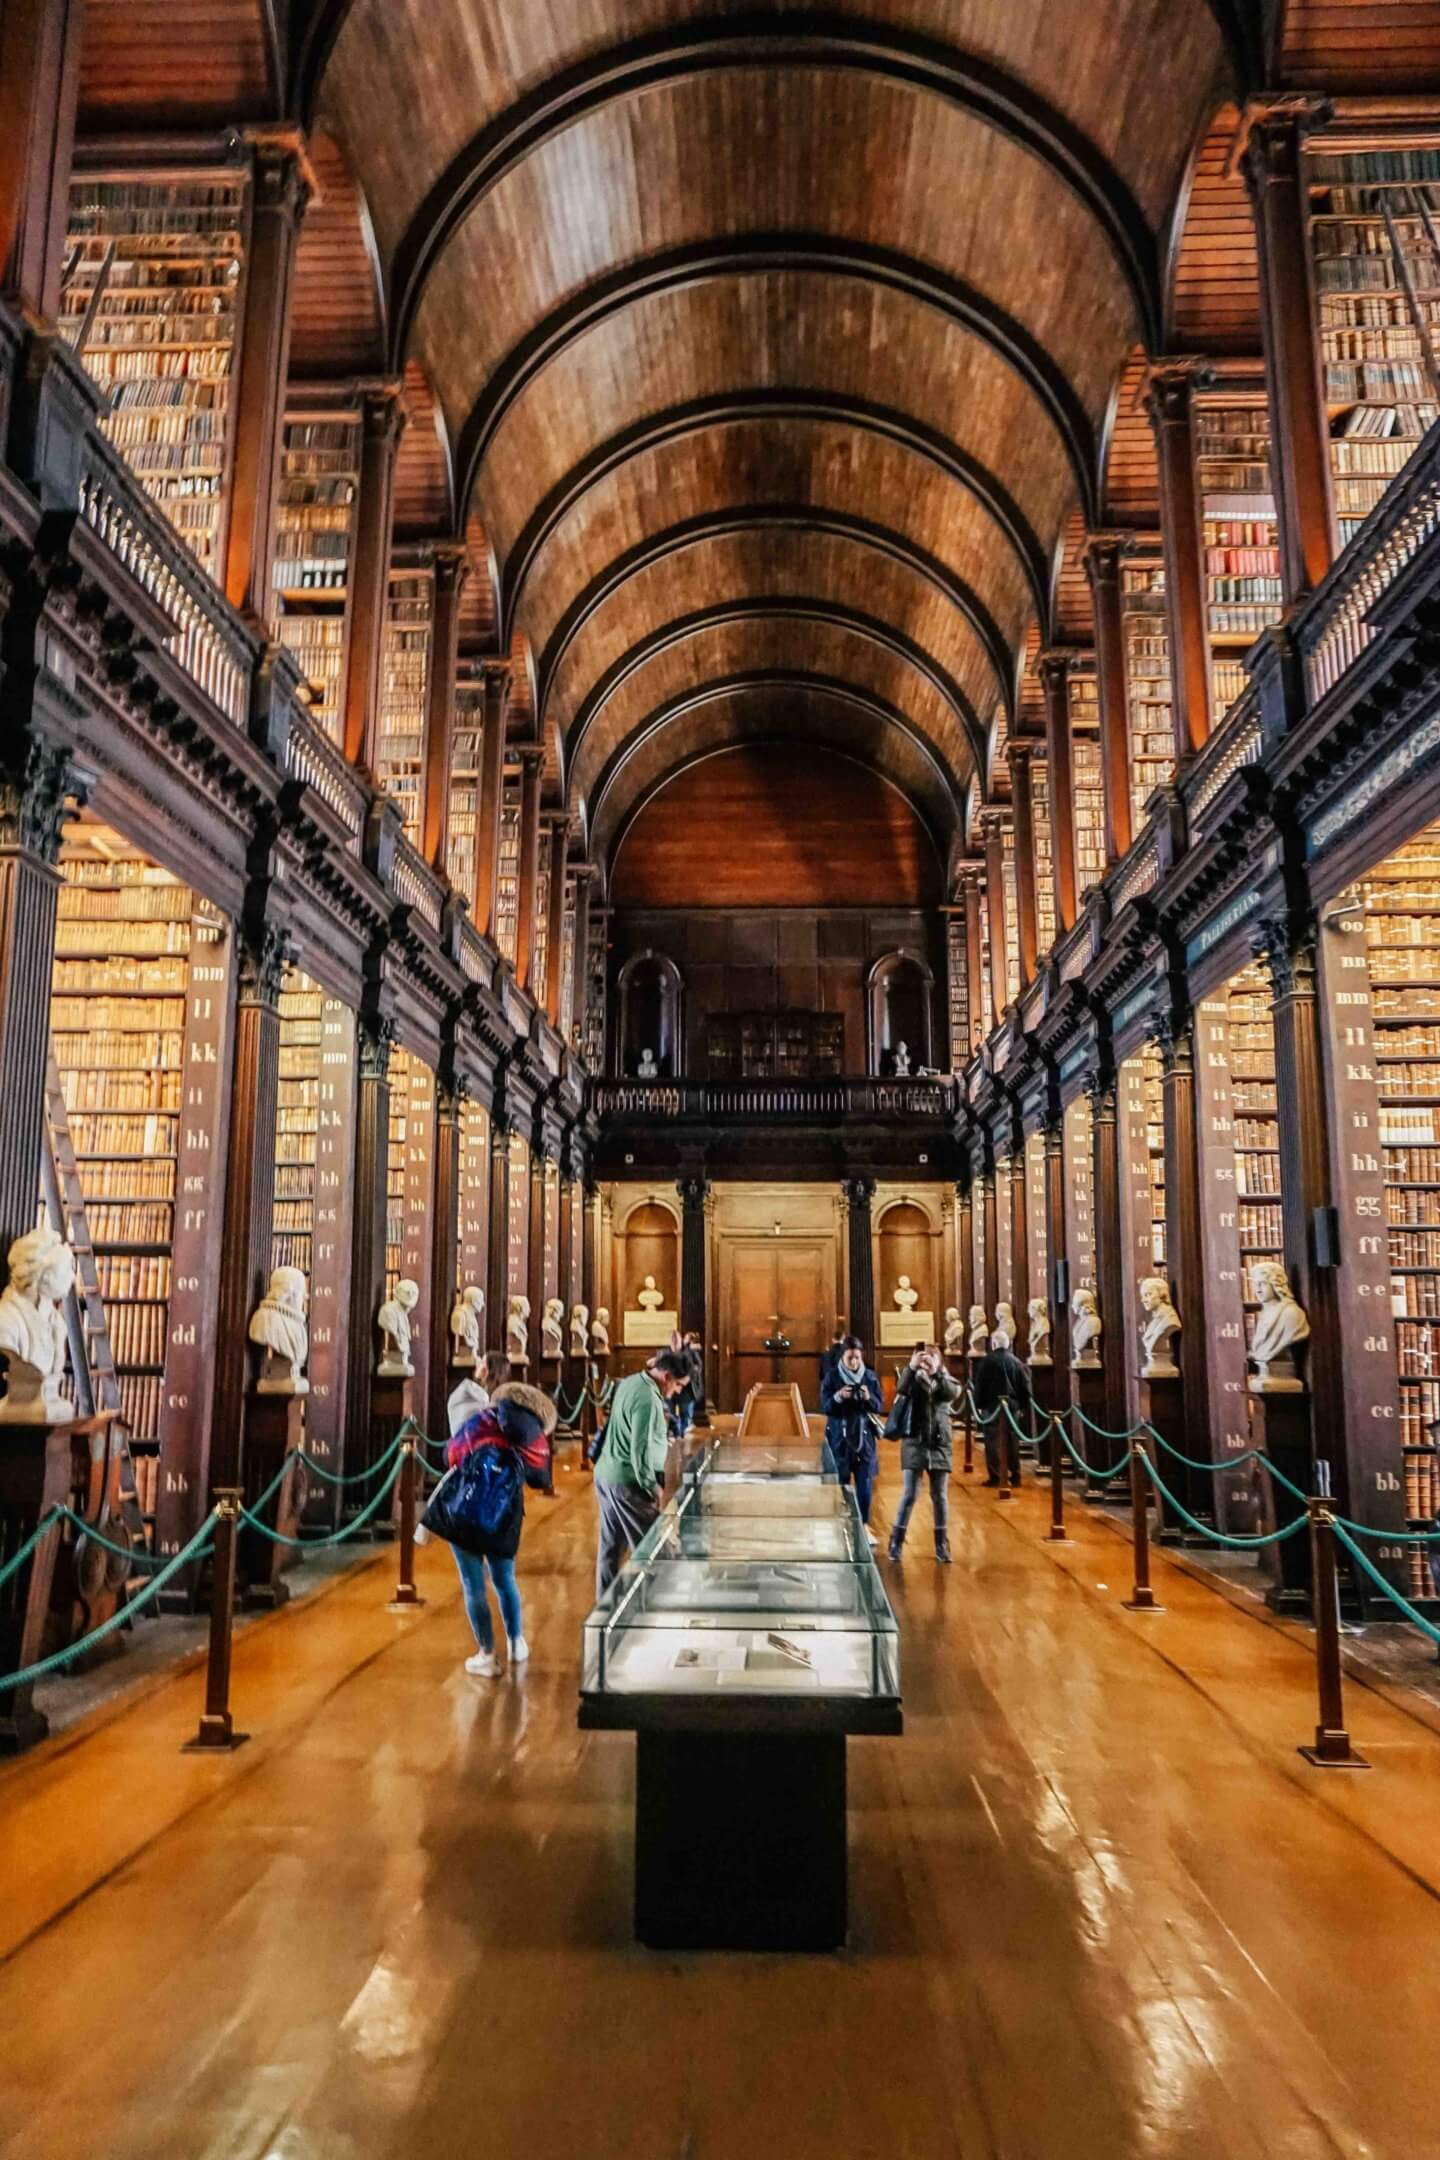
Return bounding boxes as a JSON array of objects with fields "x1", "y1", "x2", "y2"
[{"x1": 721, "y1": 1238, "x2": 835, "y2": 1411}]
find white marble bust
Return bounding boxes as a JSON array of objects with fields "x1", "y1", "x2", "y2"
[
  {"x1": 541, "y1": 1296, "x2": 565, "y2": 1358},
  {"x1": 248, "y1": 1265, "x2": 309, "y2": 1395},
  {"x1": 506, "y1": 1293, "x2": 531, "y2": 1361},
  {"x1": 1139, "y1": 1275, "x2": 1181, "y2": 1380},
  {"x1": 377, "y1": 1278, "x2": 419, "y2": 1378},
  {"x1": 942, "y1": 1304, "x2": 966, "y2": 1352},
  {"x1": 894, "y1": 1274, "x2": 919, "y2": 1315},
  {"x1": 1071, "y1": 1286, "x2": 1103, "y2": 1369},
  {"x1": 637, "y1": 1047, "x2": 658, "y2": 1079},
  {"x1": 994, "y1": 1300, "x2": 1017, "y2": 1345},
  {"x1": 637, "y1": 1275, "x2": 665, "y2": 1313},
  {"x1": 893, "y1": 1040, "x2": 912, "y2": 1077},
  {"x1": 1248, "y1": 1261, "x2": 1310, "y2": 1393},
  {"x1": 0, "y1": 1227, "x2": 75, "y2": 1424},
  {"x1": 967, "y1": 1303, "x2": 989, "y2": 1358},
  {"x1": 570, "y1": 1301, "x2": 590, "y2": 1356},
  {"x1": 591, "y1": 1305, "x2": 611, "y2": 1354},
  {"x1": 1027, "y1": 1297, "x2": 1052, "y2": 1366},
  {"x1": 450, "y1": 1284, "x2": 484, "y2": 1366}
]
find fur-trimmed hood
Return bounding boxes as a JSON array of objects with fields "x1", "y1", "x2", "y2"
[{"x1": 492, "y1": 1380, "x2": 559, "y2": 1436}]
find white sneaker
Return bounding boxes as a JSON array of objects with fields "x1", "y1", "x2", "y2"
[
  {"x1": 465, "y1": 1650, "x2": 499, "y2": 1678},
  {"x1": 508, "y1": 1635, "x2": 530, "y2": 1666},
  {"x1": 865, "y1": 1527, "x2": 879, "y2": 1547}
]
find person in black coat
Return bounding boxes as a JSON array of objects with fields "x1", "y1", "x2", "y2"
[
  {"x1": 888, "y1": 1345, "x2": 959, "y2": 1563},
  {"x1": 970, "y1": 1329, "x2": 1033, "y2": 1487},
  {"x1": 821, "y1": 1336, "x2": 883, "y2": 1541}
]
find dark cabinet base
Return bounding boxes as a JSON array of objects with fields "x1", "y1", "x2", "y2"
[{"x1": 634, "y1": 1729, "x2": 847, "y2": 1952}]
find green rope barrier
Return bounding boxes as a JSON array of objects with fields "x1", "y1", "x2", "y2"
[
  {"x1": 1334, "y1": 1513, "x2": 1440, "y2": 1545},
  {"x1": 56, "y1": 1508, "x2": 174, "y2": 1569},
  {"x1": 1069, "y1": 1403, "x2": 1153, "y2": 1443},
  {"x1": 0, "y1": 1512, "x2": 219, "y2": 1695},
  {"x1": 1331, "y1": 1524, "x2": 1440, "y2": 1648},
  {"x1": 1057, "y1": 1422, "x2": 1134, "y2": 1481},
  {"x1": 1137, "y1": 1454, "x2": 1309, "y2": 1549},
  {"x1": 295, "y1": 1432, "x2": 405, "y2": 1487},
  {"x1": 238, "y1": 1455, "x2": 403, "y2": 1549},
  {"x1": 0, "y1": 1505, "x2": 67, "y2": 1590}
]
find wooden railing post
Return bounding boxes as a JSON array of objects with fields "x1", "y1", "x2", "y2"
[
  {"x1": 1299, "y1": 1499, "x2": 1369, "y2": 1769},
  {"x1": 1048, "y1": 1415, "x2": 1070, "y2": 1542},
  {"x1": 1122, "y1": 1444, "x2": 1164, "y2": 1612},
  {"x1": 388, "y1": 1439, "x2": 425, "y2": 1611},
  {"x1": 183, "y1": 1492, "x2": 248, "y2": 1752}
]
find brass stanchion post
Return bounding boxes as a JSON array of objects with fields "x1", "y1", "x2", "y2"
[
  {"x1": 1048, "y1": 1414, "x2": 1070, "y2": 1541},
  {"x1": 183, "y1": 1491, "x2": 249, "y2": 1753},
  {"x1": 1121, "y1": 1444, "x2": 1164, "y2": 1612},
  {"x1": 962, "y1": 1392, "x2": 974, "y2": 1476},
  {"x1": 1300, "y1": 1498, "x2": 1369, "y2": 1769},
  {"x1": 388, "y1": 1440, "x2": 425, "y2": 1610}
]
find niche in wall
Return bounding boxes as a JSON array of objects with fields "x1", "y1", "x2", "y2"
[
  {"x1": 869, "y1": 951, "x2": 934, "y2": 1073},
  {"x1": 618, "y1": 950, "x2": 684, "y2": 1076},
  {"x1": 876, "y1": 1198, "x2": 939, "y2": 1351}
]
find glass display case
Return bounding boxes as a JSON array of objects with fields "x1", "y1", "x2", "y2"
[{"x1": 684, "y1": 1434, "x2": 837, "y2": 1483}]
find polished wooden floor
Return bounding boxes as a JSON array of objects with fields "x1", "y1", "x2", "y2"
[{"x1": 4, "y1": 1455, "x2": 1439, "y2": 2160}]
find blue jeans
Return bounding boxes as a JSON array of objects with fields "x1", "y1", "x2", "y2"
[{"x1": 452, "y1": 1546, "x2": 522, "y2": 1651}]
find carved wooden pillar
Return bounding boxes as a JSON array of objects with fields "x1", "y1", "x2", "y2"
[
  {"x1": 209, "y1": 917, "x2": 287, "y2": 1490},
  {"x1": 344, "y1": 1015, "x2": 393, "y2": 1476},
  {"x1": 1158, "y1": 1016, "x2": 1212, "y2": 1496},
  {"x1": 1084, "y1": 535, "x2": 1134, "y2": 861},
  {"x1": 678, "y1": 1173, "x2": 708, "y2": 1342},
  {"x1": 1044, "y1": 1118, "x2": 1071, "y2": 1379},
  {"x1": 426, "y1": 1073, "x2": 464, "y2": 1440},
  {"x1": 956, "y1": 1180, "x2": 974, "y2": 1317},
  {"x1": 960, "y1": 869, "x2": 985, "y2": 1055},
  {"x1": 1008, "y1": 1142, "x2": 1029, "y2": 1313},
  {"x1": 0, "y1": 0, "x2": 82, "y2": 318},
  {"x1": 1039, "y1": 653, "x2": 1078, "y2": 932},
  {"x1": 1243, "y1": 105, "x2": 1335, "y2": 600},
  {"x1": 1089, "y1": 1072, "x2": 1129, "y2": 1437},
  {"x1": 982, "y1": 813, "x2": 1008, "y2": 1024},
  {"x1": 341, "y1": 382, "x2": 405, "y2": 768},
  {"x1": 568, "y1": 862, "x2": 596, "y2": 1046},
  {"x1": 223, "y1": 133, "x2": 310, "y2": 626},
  {"x1": 559, "y1": 1152, "x2": 577, "y2": 1318},
  {"x1": 420, "y1": 541, "x2": 468, "y2": 869},
  {"x1": 542, "y1": 815, "x2": 570, "y2": 1025},
  {"x1": 980, "y1": 1153, "x2": 1000, "y2": 1316},
  {"x1": 0, "y1": 737, "x2": 69, "y2": 1262},
  {"x1": 526, "y1": 1137, "x2": 550, "y2": 1342},
  {"x1": 472, "y1": 658, "x2": 512, "y2": 937},
  {"x1": 843, "y1": 1176, "x2": 876, "y2": 1348},
  {"x1": 486, "y1": 1104, "x2": 512, "y2": 1354},
  {"x1": 1147, "y1": 362, "x2": 1211, "y2": 759},
  {"x1": 513, "y1": 745, "x2": 545, "y2": 991},
  {"x1": 1007, "y1": 743, "x2": 1039, "y2": 986}
]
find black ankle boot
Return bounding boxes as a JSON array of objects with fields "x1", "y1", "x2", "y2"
[
  {"x1": 888, "y1": 1529, "x2": 904, "y2": 1562},
  {"x1": 935, "y1": 1536, "x2": 952, "y2": 1564}
]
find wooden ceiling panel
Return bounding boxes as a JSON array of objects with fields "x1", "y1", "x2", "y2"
[
  {"x1": 589, "y1": 682, "x2": 957, "y2": 870},
  {"x1": 1103, "y1": 346, "x2": 1161, "y2": 529},
  {"x1": 1168, "y1": 103, "x2": 1262, "y2": 354},
  {"x1": 611, "y1": 742, "x2": 941, "y2": 908},
  {"x1": 1052, "y1": 509, "x2": 1095, "y2": 645},
  {"x1": 1279, "y1": 0, "x2": 1440, "y2": 87},
  {"x1": 516, "y1": 417, "x2": 1037, "y2": 707},
  {"x1": 410, "y1": 70, "x2": 1141, "y2": 456},
  {"x1": 568, "y1": 615, "x2": 972, "y2": 813},
  {"x1": 544, "y1": 526, "x2": 1006, "y2": 749},
  {"x1": 392, "y1": 361, "x2": 452, "y2": 537},
  {"x1": 288, "y1": 131, "x2": 385, "y2": 378},
  {"x1": 79, "y1": 0, "x2": 274, "y2": 128}
]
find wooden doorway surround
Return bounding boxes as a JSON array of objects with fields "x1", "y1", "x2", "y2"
[{"x1": 719, "y1": 1233, "x2": 836, "y2": 1411}]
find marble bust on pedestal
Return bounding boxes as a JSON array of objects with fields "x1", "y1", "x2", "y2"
[
  {"x1": 377, "y1": 1279, "x2": 419, "y2": 1378},
  {"x1": 541, "y1": 1296, "x2": 565, "y2": 1359},
  {"x1": 0, "y1": 1227, "x2": 75, "y2": 1423},
  {"x1": 967, "y1": 1303, "x2": 989, "y2": 1358},
  {"x1": 1138, "y1": 1275, "x2": 1181, "y2": 1379},
  {"x1": 1070, "y1": 1287, "x2": 1102, "y2": 1369},
  {"x1": 637, "y1": 1047, "x2": 659, "y2": 1080},
  {"x1": 450, "y1": 1284, "x2": 484, "y2": 1367},
  {"x1": 248, "y1": 1265, "x2": 309, "y2": 1394},
  {"x1": 894, "y1": 1274, "x2": 919, "y2": 1318},
  {"x1": 591, "y1": 1306, "x2": 611, "y2": 1354},
  {"x1": 1248, "y1": 1261, "x2": 1310, "y2": 1393},
  {"x1": 1026, "y1": 1297, "x2": 1052, "y2": 1366},
  {"x1": 994, "y1": 1300, "x2": 1017, "y2": 1345},
  {"x1": 570, "y1": 1302, "x2": 590, "y2": 1357},
  {"x1": 506, "y1": 1293, "x2": 531, "y2": 1362},
  {"x1": 943, "y1": 1305, "x2": 966, "y2": 1352}
]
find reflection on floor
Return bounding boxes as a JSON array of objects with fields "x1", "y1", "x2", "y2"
[{"x1": 3, "y1": 1461, "x2": 1439, "y2": 2160}]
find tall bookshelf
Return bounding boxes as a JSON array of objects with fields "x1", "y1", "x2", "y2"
[
  {"x1": 1362, "y1": 829, "x2": 1440, "y2": 1574},
  {"x1": 1030, "y1": 752, "x2": 1057, "y2": 956},
  {"x1": 559, "y1": 878, "x2": 577, "y2": 1042},
  {"x1": 1141, "y1": 1040, "x2": 1167, "y2": 1273},
  {"x1": 1224, "y1": 962, "x2": 1283, "y2": 1351},
  {"x1": 385, "y1": 1049, "x2": 413, "y2": 1301},
  {"x1": 60, "y1": 173, "x2": 247, "y2": 584},
  {"x1": 1068, "y1": 674, "x2": 1106, "y2": 901},
  {"x1": 1193, "y1": 395, "x2": 1283, "y2": 727},
  {"x1": 1000, "y1": 826, "x2": 1021, "y2": 1004},
  {"x1": 532, "y1": 848, "x2": 551, "y2": 1005},
  {"x1": 1306, "y1": 148, "x2": 1440, "y2": 546},
  {"x1": 274, "y1": 409, "x2": 359, "y2": 741},
  {"x1": 946, "y1": 914, "x2": 969, "y2": 1072},
  {"x1": 494, "y1": 772, "x2": 521, "y2": 966},
  {"x1": 976, "y1": 874, "x2": 994, "y2": 1035},
  {"x1": 274, "y1": 969, "x2": 323, "y2": 1282},
  {"x1": 448, "y1": 678, "x2": 484, "y2": 905},
  {"x1": 375, "y1": 565, "x2": 434, "y2": 846},
  {"x1": 1120, "y1": 558, "x2": 1174, "y2": 826},
  {"x1": 583, "y1": 904, "x2": 607, "y2": 1071}
]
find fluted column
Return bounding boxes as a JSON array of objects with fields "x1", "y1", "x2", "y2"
[
  {"x1": 843, "y1": 1176, "x2": 876, "y2": 1349},
  {"x1": 1147, "y1": 362, "x2": 1211, "y2": 759},
  {"x1": 420, "y1": 541, "x2": 468, "y2": 869},
  {"x1": 223, "y1": 132, "x2": 310, "y2": 626},
  {"x1": 1039, "y1": 653, "x2": 1078, "y2": 932},
  {"x1": 342, "y1": 382, "x2": 405, "y2": 768},
  {"x1": 1044, "y1": 1118, "x2": 1070, "y2": 1381},
  {"x1": 1084, "y1": 535, "x2": 1134, "y2": 862},
  {"x1": 542, "y1": 815, "x2": 570, "y2": 1025}
]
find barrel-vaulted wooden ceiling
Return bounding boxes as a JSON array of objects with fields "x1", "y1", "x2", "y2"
[{"x1": 81, "y1": 0, "x2": 1432, "y2": 875}]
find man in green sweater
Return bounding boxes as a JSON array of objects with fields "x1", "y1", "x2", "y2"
[{"x1": 594, "y1": 1348, "x2": 691, "y2": 1596}]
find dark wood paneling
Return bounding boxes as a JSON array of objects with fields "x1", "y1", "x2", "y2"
[
  {"x1": 1169, "y1": 104, "x2": 1262, "y2": 356},
  {"x1": 78, "y1": 0, "x2": 273, "y2": 127},
  {"x1": 1280, "y1": 0, "x2": 1440, "y2": 87},
  {"x1": 288, "y1": 130, "x2": 384, "y2": 378}
]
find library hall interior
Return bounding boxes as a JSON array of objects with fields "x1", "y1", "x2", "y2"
[{"x1": 13, "y1": 1, "x2": 1440, "y2": 2154}]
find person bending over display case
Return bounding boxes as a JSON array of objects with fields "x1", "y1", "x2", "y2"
[{"x1": 592, "y1": 1349, "x2": 691, "y2": 1597}]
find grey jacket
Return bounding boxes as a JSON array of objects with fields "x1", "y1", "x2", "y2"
[{"x1": 893, "y1": 1363, "x2": 959, "y2": 1472}]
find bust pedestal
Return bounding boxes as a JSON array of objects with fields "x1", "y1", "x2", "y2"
[
  {"x1": 49, "y1": 1413, "x2": 135, "y2": 1656},
  {"x1": 0, "y1": 1413, "x2": 111, "y2": 1753},
  {"x1": 1029, "y1": 1359, "x2": 1057, "y2": 1469},
  {"x1": 364, "y1": 1372, "x2": 411, "y2": 1540},
  {"x1": 1072, "y1": 1363, "x2": 1113, "y2": 1502},
  {"x1": 1249, "y1": 1386, "x2": 1315, "y2": 1613},
  {"x1": 240, "y1": 1394, "x2": 305, "y2": 1607},
  {"x1": 1138, "y1": 1370, "x2": 1186, "y2": 1541}
]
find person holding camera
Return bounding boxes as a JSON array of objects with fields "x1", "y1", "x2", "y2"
[
  {"x1": 821, "y1": 1334, "x2": 884, "y2": 1543},
  {"x1": 887, "y1": 1344, "x2": 959, "y2": 1564}
]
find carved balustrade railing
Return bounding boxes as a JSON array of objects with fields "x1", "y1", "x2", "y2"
[
  {"x1": 389, "y1": 833, "x2": 445, "y2": 934},
  {"x1": 1295, "y1": 419, "x2": 1440, "y2": 707},
  {"x1": 1181, "y1": 682, "x2": 1263, "y2": 833},
  {"x1": 284, "y1": 706, "x2": 367, "y2": 853},
  {"x1": 592, "y1": 1078, "x2": 956, "y2": 1121}
]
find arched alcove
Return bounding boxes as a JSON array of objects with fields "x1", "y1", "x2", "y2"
[
  {"x1": 617, "y1": 950, "x2": 684, "y2": 1076},
  {"x1": 869, "y1": 951, "x2": 934, "y2": 1074},
  {"x1": 876, "y1": 1199, "x2": 940, "y2": 1352}
]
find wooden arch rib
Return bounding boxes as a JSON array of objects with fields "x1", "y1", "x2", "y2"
[
  {"x1": 507, "y1": 392, "x2": 1045, "y2": 669},
  {"x1": 587, "y1": 672, "x2": 964, "y2": 860},
  {"x1": 455, "y1": 238, "x2": 1101, "y2": 536},
  {"x1": 563, "y1": 598, "x2": 987, "y2": 795},
  {"x1": 366, "y1": 15, "x2": 1161, "y2": 365}
]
